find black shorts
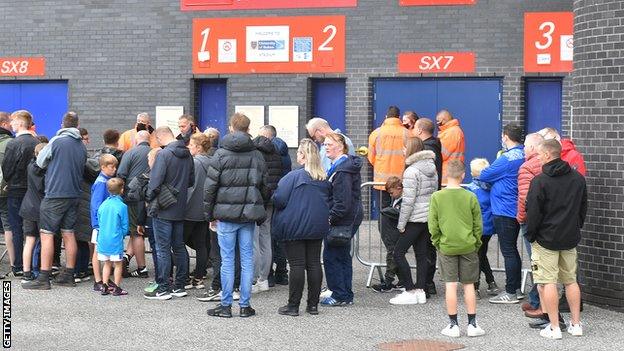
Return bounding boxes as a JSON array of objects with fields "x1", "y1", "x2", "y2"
[
  {"x1": 22, "y1": 219, "x2": 39, "y2": 237},
  {"x1": 128, "y1": 203, "x2": 139, "y2": 237},
  {"x1": 39, "y1": 198, "x2": 79, "y2": 235},
  {"x1": 0, "y1": 197, "x2": 11, "y2": 232}
]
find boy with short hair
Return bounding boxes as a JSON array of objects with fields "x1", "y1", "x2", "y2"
[
  {"x1": 90, "y1": 154, "x2": 118, "y2": 292},
  {"x1": 428, "y1": 160, "x2": 484, "y2": 338},
  {"x1": 372, "y1": 176, "x2": 404, "y2": 292},
  {"x1": 96, "y1": 178, "x2": 129, "y2": 296}
]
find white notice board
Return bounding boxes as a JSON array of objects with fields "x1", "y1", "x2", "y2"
[
  {"x1": 268, "y1": 105, "x2": 299, "y2": 147},
  {"x1": 234, "y1": 105, "x2": 265, "y2": 137},
  {"x1": 155, "y1": 106, "x2": 184, "y2": 137}
]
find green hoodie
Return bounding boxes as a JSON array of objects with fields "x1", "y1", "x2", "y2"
[{"x1": 428, "y1": 187, "x2": 482, "y2": 255}]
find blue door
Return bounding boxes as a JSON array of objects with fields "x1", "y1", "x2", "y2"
[
  {"x1": 311, "y1": 79, "x2": 346, "y2": 133},
  {"x1": 373, "y1": 78, "x2": 502, "y2": 178},
  {"x1": 0, "y1": 81, "x2": 68, "y2": 139},
  {"x1": 198, "y1": 79, "x2": 227, "y2": 136},
  {"x1": 525, "y1": 79, "x2": 562, "y2": 134}
]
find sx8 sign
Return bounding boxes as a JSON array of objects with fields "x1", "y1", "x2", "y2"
[
  {"x1": 192, "y1": 16, "x2": 345, "y2": 74},
  {"x1": 0, "y1": 57, "x2": 45, "y2": 77}
]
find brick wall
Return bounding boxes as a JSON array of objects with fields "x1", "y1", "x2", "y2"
[{"x1": 573, "y1": 0, "x2": 624, "y2": 309}]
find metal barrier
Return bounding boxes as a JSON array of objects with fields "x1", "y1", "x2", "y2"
[{"x1": 354, "y1": 181, "x2": 532, "y2": 292}]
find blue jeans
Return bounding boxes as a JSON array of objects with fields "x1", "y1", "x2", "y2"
[
  {"x1": 7, "y1": 196, "x2": 24, "y2": 272},
  {"x1": 153, "y1": 218, "x2": 188, "y2": 292},
  {"x1": 323, "y1": 239, "x2": 354, "y2": 302},
  {"x1": 76, "y1": 240, "x2": 90, "y2": 274},
  {"x1": 217, "y1": 221, "x2": 254, "y2": 308},
  {"x1": 493, "y1": 215, "x2": 521, "y2": 294},
  {"x1": 145, "y1": 217, "x2": 158, "y2": 275},
  {"x1": 520, "y1": 224, "x2": 540, "y2": 308}
]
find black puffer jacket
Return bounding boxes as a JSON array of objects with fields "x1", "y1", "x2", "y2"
[
  {"x1": 204, "y1": 132, "x2": 269, "y2": 224},
  {"x1": 423, "y1": 136, "x2": 443, "y2": 190},
  {"x1": 253, "y1": 135, "x2": 283, "y2": 198},
  {"x1": 328, "y1": 155, "x2": 364, "y2": 232},
  {"x1": 19, "y1": 159, "x2": 45, "y2": 222},
  {"x1": 2, "y1": 133, "x2": 39, "y2": 197}
]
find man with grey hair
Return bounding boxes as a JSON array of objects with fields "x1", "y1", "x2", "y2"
[
  {"x1": 305, "y1": 117, "x2": 354, "y2": 172},
  {"x1": 119, "y1": 112, "x2": 157, "y2": 151}
]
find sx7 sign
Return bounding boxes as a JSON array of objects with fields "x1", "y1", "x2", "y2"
[
  {"x1": 398, "y1": 52, "x2": 475, "y2": 73},
  {"x1": 192, "y1": 16, "x2": 345, "y2": 74}
]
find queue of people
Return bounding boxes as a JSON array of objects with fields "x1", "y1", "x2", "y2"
[{"x1": 0, "y1": 106, "x2": 588, "y2": 341}]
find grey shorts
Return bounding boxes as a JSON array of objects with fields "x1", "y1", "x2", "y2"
[
  {"x1": 438, "y1": 251, "x2": 479, "y2": 284},
  {"x1": 23, "y1": 219, "x2": 39, "y2": 237},
  {"x1": 0, "y1": 197, "x2": 11, "y2": 232},
  {"x1": 39, "y1": 198, "x2": 79, "y2": 235}
]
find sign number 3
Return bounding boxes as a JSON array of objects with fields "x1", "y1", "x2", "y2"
[{"x1": 535, "y1": 21, "x2": 555, "y2": 50}]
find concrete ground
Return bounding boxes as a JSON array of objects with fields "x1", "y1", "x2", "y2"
[{"x1": 7, "y1": 222, "x2": 624, "y2": 350}]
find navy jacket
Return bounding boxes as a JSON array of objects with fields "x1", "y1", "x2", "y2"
[
  {"x1": 272, "y1": 137, "x2": 292, "y2": 177},
  {"x1": 2, "y1": 132, "x2": 39, "y2": 197},
  {"x1": 254, "y1": 135, "x2": 283, "y2": 198},
  {"x1": 271, "y1": 168, "x2": 331, "y2": 241},
  {"x1": 423, "y1": 136, "x2": 443, "y2": 190},
  {"x1": 147, "y1": 140, "x2": 194, "y2": 221},
  {"x1": 36, "y1": 128, "x2": 87, "y2": 199},
  {"x1": 328, "y1": 155, "x2": 364, "y2": 230},
  {"x1": 18, "y1": 159, "x2": 46, "y2": 221},
  {"x1": 117, "y1": 141, "x2": 151, "y2": 200}
]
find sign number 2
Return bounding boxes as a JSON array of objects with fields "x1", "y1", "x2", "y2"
[
  {"x1": 535, "y1": 21, "x2": 555, "y2": 50},
  {"x1": 318, "y1": 25, "x2": 336, "y2": 51}
]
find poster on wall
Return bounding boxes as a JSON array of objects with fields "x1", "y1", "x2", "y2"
[
  {"x1": 155, "y1": 106, "x2": 184, "y2": 137},
  {"x1": 524, "y1": 12, "x2": 573, "y2": 73},
  {"x1": 235, "y1": 105, "x2": 265, "y2": 137},
  {"x1": 268, "y1": 106, "x2": 299, "y2": 147},
  {"x1": 192, "y1": 16, "x2": 345, "y2": 74},
  {"x1": 181, "y1": 0, "x2": 357, "y2": 11},
  {"x1": 400, "y1": 0, "x2": 476, "y2": 6}
]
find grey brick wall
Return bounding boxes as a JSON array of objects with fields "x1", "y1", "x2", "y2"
[
  {"x1": 1, "y1": 0, "x2": 573, "y2": 146},
  {"x1": 573, "y1": 0, "x2": 624, "y2": 309}
]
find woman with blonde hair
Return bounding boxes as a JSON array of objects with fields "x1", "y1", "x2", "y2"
[{"x1": 271, "y1": 138, "x2": 331, "y2": 316}]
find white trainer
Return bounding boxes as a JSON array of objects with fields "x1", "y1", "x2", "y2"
[
  {"x1": 320, "y1": 287, "x2": 333, "y2": 299},
  {"x1": 467, "y1": 324, "x2": 486, "y2": 337},
  {"x1": 540, "y1": 324, "x2": 563, "y2": 340},
  {"x1": 251, "y1": 279, "x2": 270, "y2": 293},
  {"x1": 441, "y1": 324, "x2": 461, "y2": 338},
  {"x1": 389, "y1": 291, "x2": 420, "y2": 305},
  {"x1": 415, "y1": 289, "x2": 427, "y2": 304},
  {"x1": 567, "y1": 323, "x2": 583, "y2": 336}
]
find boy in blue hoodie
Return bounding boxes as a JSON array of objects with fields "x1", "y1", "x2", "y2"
[
  {"x1": 96, "y1": 178, "x2": 129, "y2": 296},
  {"x1": 465, "y1": 158, "x2": 500, "y2": 299},
  {"x1": 90, "y1": 154, "x2": 118, "y2": 292}
]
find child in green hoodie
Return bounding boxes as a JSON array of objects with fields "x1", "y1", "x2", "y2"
[{"x1": 428, "y1": 160, "x2": 484, "y2": 338}]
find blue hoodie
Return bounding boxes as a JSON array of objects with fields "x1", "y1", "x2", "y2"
[
  {"x1": 478, "y1": 145, "x2": 524, "y2": 218},
  {"x1": 465, "y1": 180, "x2": 494, "y2": 236},
  {"x1": 96, "y1": 195, "x2": 129, "y2": 256},
  {"x1": 328, "y1": 154, "x2": 363, "y2": 230},
  {"x1": 90, "y1": 172, "x2": 111, "y2": 229},
  {"x1": 272, "y1": 137, "x2": 292, "y2": 177}
]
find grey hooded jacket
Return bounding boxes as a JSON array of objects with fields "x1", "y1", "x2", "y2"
[
  {"x1": 397, "y1": 150, "x2": 438, "y2": 230},
  {"x1": 36, "y1": 128, "x2": 87, "y2": 198}
]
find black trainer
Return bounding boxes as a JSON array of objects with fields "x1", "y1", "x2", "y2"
[
  {"x1": 371, "y1": 282, "x2": 395, "y2": 293},
  {"x1": 275, "y1": 274, "x2": 289, "y2": 285},
  {"x1": 22, "y1": 275, "x2": 51, "y2": 290},
  {"x1": 278, "y1": 305, "x2": 299, "y2": 317},
  {"x1": 529, "y1": 314, "x2": 566, "y2": 329},
  {"x1": 54, "y1": 271, "x2": 76, "y2": 287},
  {"x1": 425, "y1": 282, "x2": 437, "y2": 295},
  {"x1": 207, "y1": 304, "x2": 232, "y2": 318},
  {"x1": 306, "y1": 305, "x2": 319, "y2": 315},
  {"x1": 130, "y1": 267, "x2": 148, "y2": 278},
  {"x1": 240, "y1": 306, "x2": 256, "y2": 318}
]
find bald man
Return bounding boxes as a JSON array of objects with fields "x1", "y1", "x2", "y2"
[{"x1": 436, "y1": 110, "x2": 465, "y2": 185}]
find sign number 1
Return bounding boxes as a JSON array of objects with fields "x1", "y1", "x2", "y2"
[
  {"x1": 535, "y1": 21, "x2": 555, "y2": 50},
  {"x1": 198, "y1": 27, "x2": 210, "y2": 61}
]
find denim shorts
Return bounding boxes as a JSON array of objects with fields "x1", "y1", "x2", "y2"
[
  {"x1": 0, "y1": 197, "x2": 11, "y2": 232},
  {"x1": 39, "y1": 198, "x2": 79, "y2": 235}
]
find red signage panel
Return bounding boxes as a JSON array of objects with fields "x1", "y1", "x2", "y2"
[
  {"x1": 400, "y1": 0, "x2": 476, "y2": 6},
  {"x1": 0, "y1": 57, "x2": 45, "y2": 77},
  {"x1": 182, "y1": 0, "x2": 357, "y2": 11},
  {"x1": 192, "y1": 16, "x2": 345, "y2": 74},
  {"x1": 524, "y1": 12, "x2": 573, "y2": 73},
  {"x1": 398, "y1": 52, "x2": 475, "y2": 73}
]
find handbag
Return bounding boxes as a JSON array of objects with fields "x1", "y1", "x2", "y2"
[{"x1": 327, "y1": 224, "x2": 353, "y2": 247}]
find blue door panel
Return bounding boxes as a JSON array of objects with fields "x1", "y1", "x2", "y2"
[
  {"x1": 0, "y1": 81, "x2": 68, "y2": 139},
  {"x1": 312, "y1": 79, "x2": 346, "y2": 133},
  {"x1": 525, "y1": 79, "x2": 562, "y2": 134},
  {"x1": 199, "y1": 80, "x2": 227, "y2": 136},
  {"x1": 373, "y1": 80, "x2": 437, "y2": 128},
  {"x1": 437, "y1": 79, "x2": 502, "y2": 169}
]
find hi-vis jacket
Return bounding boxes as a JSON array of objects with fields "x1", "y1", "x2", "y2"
[
  {"x1": 438, "y1": 118, "x2": 465, "y2": 184},
  {"x1": 368, "y1": 118, "x2": 406, "y2": 190}
]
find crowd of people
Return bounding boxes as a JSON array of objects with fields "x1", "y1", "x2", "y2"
[{"x1": 0, "y1": 106, "x2": 587, "y2": 340}]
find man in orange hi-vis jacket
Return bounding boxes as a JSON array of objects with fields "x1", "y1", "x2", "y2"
[
  {"x1": 436, "y1": 110, "x2": 465, "y2": 185},
  {"x1": 119, "y1": 112, "x2": 159, "y2": 152}
]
